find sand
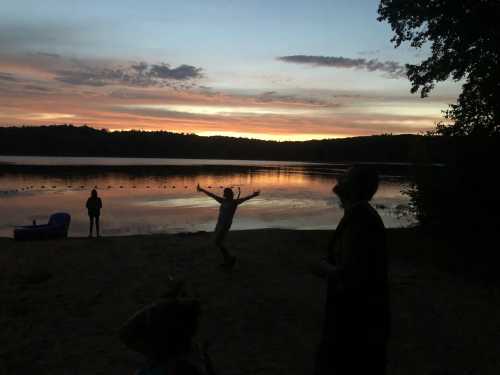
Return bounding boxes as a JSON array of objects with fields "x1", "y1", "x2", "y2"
[{"x1": 1, "y1": 229, "x2": 499, "y2": 375}]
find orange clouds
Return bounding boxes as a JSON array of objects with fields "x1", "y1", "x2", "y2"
[{"x1": 0, "y1": 53, "x2": 449, "y2": 140}]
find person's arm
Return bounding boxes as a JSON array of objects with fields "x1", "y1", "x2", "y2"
[
  {"x1": 235, "y1": 190, "x2": 260, "y2": 205},
  {"x1": 98, "y1": 198, "x2": 102, "y2": 209},
  {"x1": 197, "y1": 184, "x2": 223, "y2": 203},
  {"x1": 310, "y1": 258, "x2": 339, "y2": 279}
]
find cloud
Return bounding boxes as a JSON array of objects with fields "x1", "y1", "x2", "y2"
[
  {"x1": 277, "y1": 55, "x2": 407, "y2": 78},
  {"x1": 0, "y1": 72, "x2": 18, "y2": 82},
  {"x1": 255, "y1": 91, "x2": 334, "y2": 107},
  {"x1": 34, "y1": 52, "x2": 61, "y2": 59},
  {"x1": 149, "y1": 63, "x2": 202, "y2": 80},
  {"x1": 54, "y1": 61, "x2": 203, "y2": 87},
  {"x1": 23, "y1": 85, "x2": 52, "y2": 92}
]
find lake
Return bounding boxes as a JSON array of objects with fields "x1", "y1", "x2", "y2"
[{"x1": 0, "y1": 156, "x2": 415, "y2": 237}]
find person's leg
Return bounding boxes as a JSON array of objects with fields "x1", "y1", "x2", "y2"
[
  {"x1": 95, "y1": 215, "x2": 100, "y2": 237},
  {"x1": 89, "y1": 216, "x2": 94, "y2": 237},
  {"x1": 214, "y1": 228, "x2": 235, "y2": 266},
  {"x1": 340, "y1": 336, "x2": 387, "y2": 375},
  {"x1": 364, "y1": 339, "x2": 388, "y2": 375}
]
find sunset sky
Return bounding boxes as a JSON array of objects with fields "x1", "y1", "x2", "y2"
[{"x1": 0, "y1": 0, "x2": 460, "y2": 141}]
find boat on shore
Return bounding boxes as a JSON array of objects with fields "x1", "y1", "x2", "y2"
[{"x1": 14, "y1": 213, "x2": 71, "y2": 241}]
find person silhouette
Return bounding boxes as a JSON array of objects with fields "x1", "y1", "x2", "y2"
[
  {"x1": 312, "y1": 166, "x2": 390, "y2": 375},
  {"x1": 197, "y1": 184, "x2": 259, "y2": 268},
  {"x1": 86, "y1": 189, "x2": 102, "y2": 238},
  {"x1": 120, "y1": 286, "x2": 217, "y2": 375}
]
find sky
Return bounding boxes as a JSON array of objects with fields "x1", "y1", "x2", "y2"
[{"x1": 0, "y1": 0, "x2": 461, "y2": 141}]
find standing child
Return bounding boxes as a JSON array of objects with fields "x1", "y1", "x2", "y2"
[
  {"x1": 86, "y1": 189, "x2": 102, "y2": 238},
  {"x1": 197, "y1": 184, "x2": 259, "y2": 268}
]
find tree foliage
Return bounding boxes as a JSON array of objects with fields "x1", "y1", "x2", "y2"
[
  {"x1": 378, "y1": 0, "x2": 500, "y2": 135},
  {"x1": 0, "y1": 125, "x2": 450, "y2": 164}
]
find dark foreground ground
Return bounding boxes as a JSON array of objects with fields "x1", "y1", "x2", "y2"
[{"x1": 1, "y1": 229, "x2": 499, "y2": 375}]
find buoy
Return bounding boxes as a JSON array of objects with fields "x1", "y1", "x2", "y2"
[
  {"x1": 80, "y1": 186, "x2": 85, "y2": 188},
  {"x1": 146, "y1": 186, "x2": 150, "y2": 189},
  {"x1": 184, "y1": 186, "x2": 187, "y2": 188},
  {"x1": 41, "y1": 185, "x2": 45, "y2": 188},
  {"x1": 172, "y1": 186, "x2": 176, "y2": 189},
  {"x1": 208, "y1": 186, "x2": 212, "y2": 188},
  {"x1": 120, "y1": 186, "x2": 124, "y2": 189},
  {"x1": 52, "y1": 186, "x2": 56, "y2": 189},
  {"x1": 132, "y1": 186, "x2": 136, "y2": 188}
]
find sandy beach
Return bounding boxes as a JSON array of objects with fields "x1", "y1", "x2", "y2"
[{"x1": 1, "y1": 229, "x2": 499, "y2": 374}]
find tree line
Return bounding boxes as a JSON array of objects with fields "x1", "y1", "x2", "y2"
[{"x1": 0, "y1": 124, "x2": 452, "y2": 163}]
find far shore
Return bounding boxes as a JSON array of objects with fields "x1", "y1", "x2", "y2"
[{"x1": 1, "y1": 229, "x2": 499, "y2": 374}]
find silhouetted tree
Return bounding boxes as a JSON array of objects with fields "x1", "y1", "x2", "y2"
[
  {"x1": 0, "y1": 125, "x2": 450, "y2": 165},
  {"x1": 378, "y1": 0, "x2": 500, "y2": 135}
]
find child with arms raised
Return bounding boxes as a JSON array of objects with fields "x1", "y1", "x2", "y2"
[{"x1": 197, "y1": 184, "x2": 259, "y2": 268}]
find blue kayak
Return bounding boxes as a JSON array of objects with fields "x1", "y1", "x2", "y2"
[{"x1": 14, "y1": 212, "x2": 71, "y2": 241}]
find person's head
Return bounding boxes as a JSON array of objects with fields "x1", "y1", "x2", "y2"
[
  {"x1": 333, "y1": 165, "x2": 379, "y2": 206},
  {"x1": 91, "y1": 189, "x2": 98, "y2": 198},
  {"x1": 120, "y1": 293, "x2": 201, "y2": 363},
  {"x1": 223, "y1": 187, "x2": 234, "y2": 199}
]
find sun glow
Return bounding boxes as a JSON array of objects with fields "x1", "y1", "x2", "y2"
[
  {"x1": 23, "y1": 113, "x2": 76, "y2": 120},
  {"x1": 195, "y1": 131, "x2": 349, "y2": 141},
  {"x1": 121, "y1": 104, "x2": 320, "y2": 117}
]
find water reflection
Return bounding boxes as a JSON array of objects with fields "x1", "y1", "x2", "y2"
[{"x1": 0, "y1": 160, "x2": 415, "y2": 237}]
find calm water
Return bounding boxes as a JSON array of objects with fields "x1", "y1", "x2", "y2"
[{"x1": 0, "y1": 156, "x2": 415, "y2": 237}]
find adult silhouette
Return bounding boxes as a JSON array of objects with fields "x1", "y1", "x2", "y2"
[
  {"x1": 86, "y1": 189, "x2": 102, "y2": 238},
  {"x1": 312, "y1": 166, "x2": 390, "y2": 375}
]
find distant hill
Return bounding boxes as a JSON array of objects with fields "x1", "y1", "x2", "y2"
[{"x1": 0, "y1": 125, "x2": 451, "y2": 163}]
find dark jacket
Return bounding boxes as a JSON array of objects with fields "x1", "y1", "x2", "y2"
[
  {"x1": 316, "y1": 201, "x2": 390, "y2": 374},
  {"x1": 86, "y1": 197, "x2": 102, "y2": 217}
]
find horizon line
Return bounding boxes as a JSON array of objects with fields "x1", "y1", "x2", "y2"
[{"x1": 0, "y1": 123, "x2": 418, "y2": 143}]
